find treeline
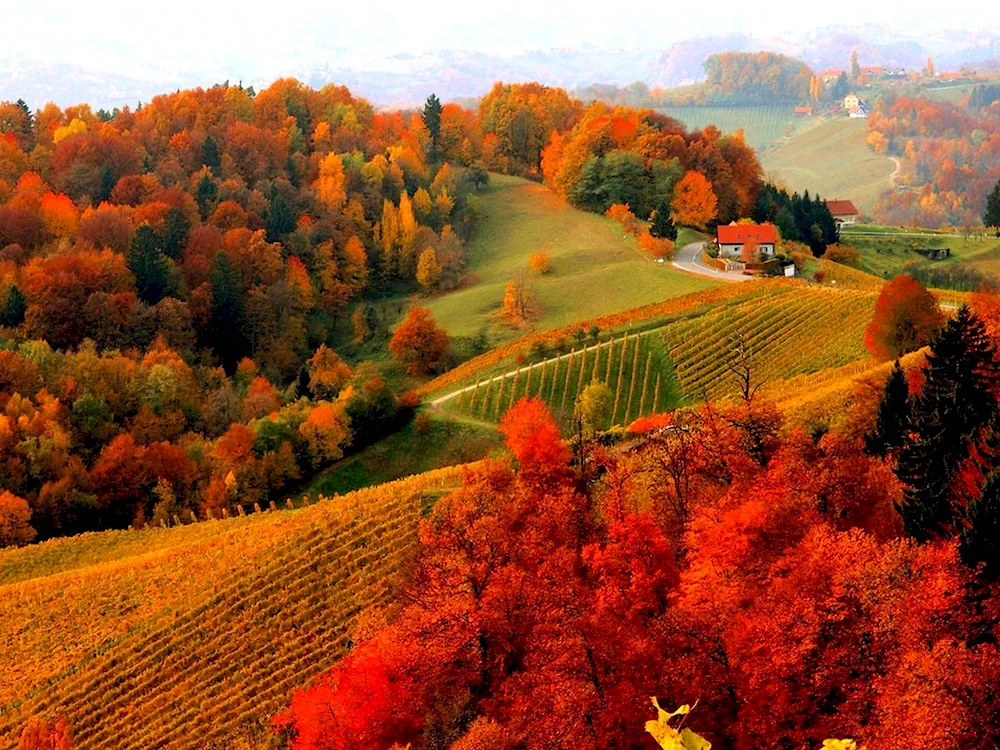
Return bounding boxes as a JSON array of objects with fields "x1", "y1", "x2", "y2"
[
  {"x1": 753, "y1": 183, "x2": 839, "y2": 255},
  {"x1": 541, "y1": 102, "x2": 763, "y2": 227}
]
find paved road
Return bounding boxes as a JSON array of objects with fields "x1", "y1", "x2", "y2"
[{"x1": 672, "y1": 241, "x2": 753, "y2": 283}]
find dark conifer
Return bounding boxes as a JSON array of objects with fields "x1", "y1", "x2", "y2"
[
  {"x1": 0, "y1": 285, "x2": 27, "y2": 328},
  {"x1": 961, "y1": 469, "x2": 1000, "y2": 577},
  {"x1": 895, "y1": 306, "x2": 1000, "y2": 541},
  {"x1": 649, "y1": 200, "x2": 678, "y2": 240},
  {"x1": 865, "y1": 360, "x2": 910, "y2": 456}
]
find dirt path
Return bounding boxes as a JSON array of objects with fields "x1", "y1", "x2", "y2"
[{"x1": 888, "y1": 156, "x2": 903, "y2": 189}]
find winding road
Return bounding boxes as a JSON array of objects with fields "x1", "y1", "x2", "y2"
[{"x1": 672, "y1": 241, "x2": 753, "y2": 283}]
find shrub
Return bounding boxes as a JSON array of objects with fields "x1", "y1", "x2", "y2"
[{"x1": 528, "y1": 251, "x2": 551, "y2": 274}]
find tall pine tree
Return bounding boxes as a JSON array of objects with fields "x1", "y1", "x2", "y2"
[
  {"x1": 895, "y1": 306, "x2": 1000, "y2": 541},
  {"x1": 961, "y1": 468, "x2": 1000, "y2": 577},
  {"x1": 128, "y1": 224, "x2": 171, "y2": 305},
  {"x1": 984, "y1": 179, "x2": 1000, "y2": 236},
  {"x1": 865, "y1": 360, "x2": 910, "y2": 456},
  {"x1": 649, "y1": 200, "x2": 679, "y2": 240},
  {"x1": 209, "y1": 252, "x2": 245, "y2": 372},
  {"x1": 0, "y1": 285, "x2": 26, "y2": 328},
  {"x1": 422, "y1": 94, "x2": 443, "y2": 157}
]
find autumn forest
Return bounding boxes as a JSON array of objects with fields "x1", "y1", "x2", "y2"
[{"x1": 5, "y1": 33, "x2": 1000, "y2": 750}]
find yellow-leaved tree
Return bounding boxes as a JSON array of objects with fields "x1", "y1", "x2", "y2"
[
  {"x1": 314, "y1": 153, "x2": 347, "y2": 211},
  {"x1": 645, "y1": 700, "x2": 711, "y2": 750}
]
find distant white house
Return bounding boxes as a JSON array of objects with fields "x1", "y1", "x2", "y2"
[{"x1": 716, "y1": 223, "x2": 777, "y2": 259}]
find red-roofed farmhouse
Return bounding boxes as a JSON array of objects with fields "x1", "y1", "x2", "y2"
[
  {"x1": 825, "y1": 199, "x2": 859, "y2": 226},
  {"x1": 716, "y1": 223, "x2": 777, "y2": 259}
]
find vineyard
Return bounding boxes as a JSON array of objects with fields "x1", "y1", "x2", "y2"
[
  {"x1": 437, "y1": 286, "x2": 877, "y2": 427},
  {"x1": 659, "y1": 105, "x2": 818, "y2": 153},
  {"x1": 438, "y1": 332, "x2": 682, "y2": 429},
  {"x1": 665, "y1": 287, "x2": 876, "y2": 402},
  {"x1": 0, "y1": 465, "x2": 473, "y2": 749}
]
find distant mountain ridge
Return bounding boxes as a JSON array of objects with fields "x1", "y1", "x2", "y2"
[{"x1": 2, "y1": 25, "x2": 1000, "y2": 109}]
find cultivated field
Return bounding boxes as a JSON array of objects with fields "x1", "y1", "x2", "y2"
[
  {"x1": 0, "y1": 466, "x2": 472, "y2": 750},
  {"x1": 762, "y1": 119, "x2": 894, "y2": 215},
  {"x1": 658, "y1": 105, "x2": 822, "y2": 153},
  {"x1": 421, "y1": 174, "x2": 716, "y2": 341},
  {"x1": 439, "y1": 285, "x2": 877, "y2": 427}
]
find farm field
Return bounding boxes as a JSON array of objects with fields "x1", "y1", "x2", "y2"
[
  {"x1": 438, "y1": 285, "x2": 877, "y2": 428},
  {"x1": 421, "y1": 174, "x2": 716, "y2": 341},
  {"x1": 0, "y1": 466, "x2": 471, "y2": 750},
  {"x1": 658, "y1": 105, "x2": 823, "y2": 153},
  {"x1": 761, "y1": 118, "x2": 894, "y2": 215}
]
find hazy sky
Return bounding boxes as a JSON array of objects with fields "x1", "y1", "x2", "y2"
[{"x1": 6, "y1": 0, "x2": 1000, "y2": 74}]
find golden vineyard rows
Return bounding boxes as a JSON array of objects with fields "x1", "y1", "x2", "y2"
[
  {"x1": 665, "y1": 287, "x2": 876, "y2": 402},
  {"x1": 0, "y1": 464, "x2": 475, "y2": 749},
  {"x1": 442, "y1": 287, "x2": 877, "y2": 427}
]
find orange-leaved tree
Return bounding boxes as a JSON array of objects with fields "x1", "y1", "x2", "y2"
[
  {"x1": 389, "y1": 306, "x2": 450, "y2": 375},
  {"x1": 864, "y1": 274, "x2": 944, "y2": 360},
  {"x1": 671, "y1": 171, "x2": 718, "y2": 230}
]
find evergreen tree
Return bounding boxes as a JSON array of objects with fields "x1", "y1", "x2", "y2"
[
  {"x1": 649, "y1": 200, "x2": 678, "y2": 240},
  {"x1": 128, "y1": 224, "x2": 171, "y2": 305},
  {"x1": 0, "y1": 285, "x2": 26, "y2": 328},
  {"x1": 422, "y1": 94, "x2": 443, "y2": 155},
  {"x1": 895, "y1": 306, "x2": 1000, "y2": 541},
  {"x1": 265, "y1": 189, "x2": 296, "y2": 241},
  {"x1": 201, "y1": 135, "x2": 221, "y2": 170},
  {"x1": 865, "y1": 360, "x2": 910, "y2": 456},
  {"x1": 196, "y1": 174, "x2": 217, "y2": 220},
  {"x1": 209, "y1": 253, "x2": 245, "y2": 372},
  {"x1": 161, "y1": 207, "x2": 191, "y2": 260},
  {"x1": 984, "y1": 180, "x2": 1000, "y2": 236},
  {"x1": 97, "y1": 165, "x2": 116, "y2": 204},
  {"x1": 960, "y1": 469, "x2": 1000, "y2": 577}
]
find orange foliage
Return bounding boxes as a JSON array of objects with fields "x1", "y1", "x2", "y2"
[{"x1": 671, "y1": 170, "x2": 718, "y2": 229}]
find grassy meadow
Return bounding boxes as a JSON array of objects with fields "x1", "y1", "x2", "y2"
[
  {"x1": 421, "y1": 174, "x2": 716, "y2": 342},
  {"x1": 761, "y1": 118, "x2": 894, "y2": 215},
  {"x1": 841, "y1": 225, "x2": 1000, "y2": 281}
]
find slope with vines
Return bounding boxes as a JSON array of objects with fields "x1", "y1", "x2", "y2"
[{"x1": 0, "y1": 465, "x2": 472, "y2": 749}]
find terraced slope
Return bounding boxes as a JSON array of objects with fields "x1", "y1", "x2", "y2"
[{"x1": 0, "y1": 466, "x2": 471, "y2": 749}]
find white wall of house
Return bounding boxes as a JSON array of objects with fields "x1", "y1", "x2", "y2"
[
  {"x1": 719, "y1": 243, "x2": 775, "y2": 259},
  {"x1": 833, "y1": 215, "x2": 857, "y2": 226}
]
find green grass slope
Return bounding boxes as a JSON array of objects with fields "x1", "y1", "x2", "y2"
[
  {"x1": 0, "y1": 466, "x2": 470, "y2": 749},
  {"x1": 422, "y1": 174, "x2": 715, "y2": 341},
  {"x1": 762, "y1": 119, "x2": 894, "y2": 215}
]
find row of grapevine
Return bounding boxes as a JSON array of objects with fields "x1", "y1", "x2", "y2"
[
  {"x1": 440, "y1": 332, "x2": 682, "y2": 430},
  {"x1": 0, "y1": 465, "x2": 473, "y2": 750},
  {"x1": 662, "y1": 288, "x2": 876, "y2": 403}
]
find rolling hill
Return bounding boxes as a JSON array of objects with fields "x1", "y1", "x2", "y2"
[
  {"x1": 421, "y1": 174, "x2": 716, "y2": 341},
  {"x1": 761, "y1": 118, "x2": 895, "y2": 215}
]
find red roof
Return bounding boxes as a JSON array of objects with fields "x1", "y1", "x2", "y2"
[
  {"x1": 716, "y1": 223, "x2": 777, "y2": 245},
  {"x1": 825, "y1": 199, "x2": 858, "y2": 216}
]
